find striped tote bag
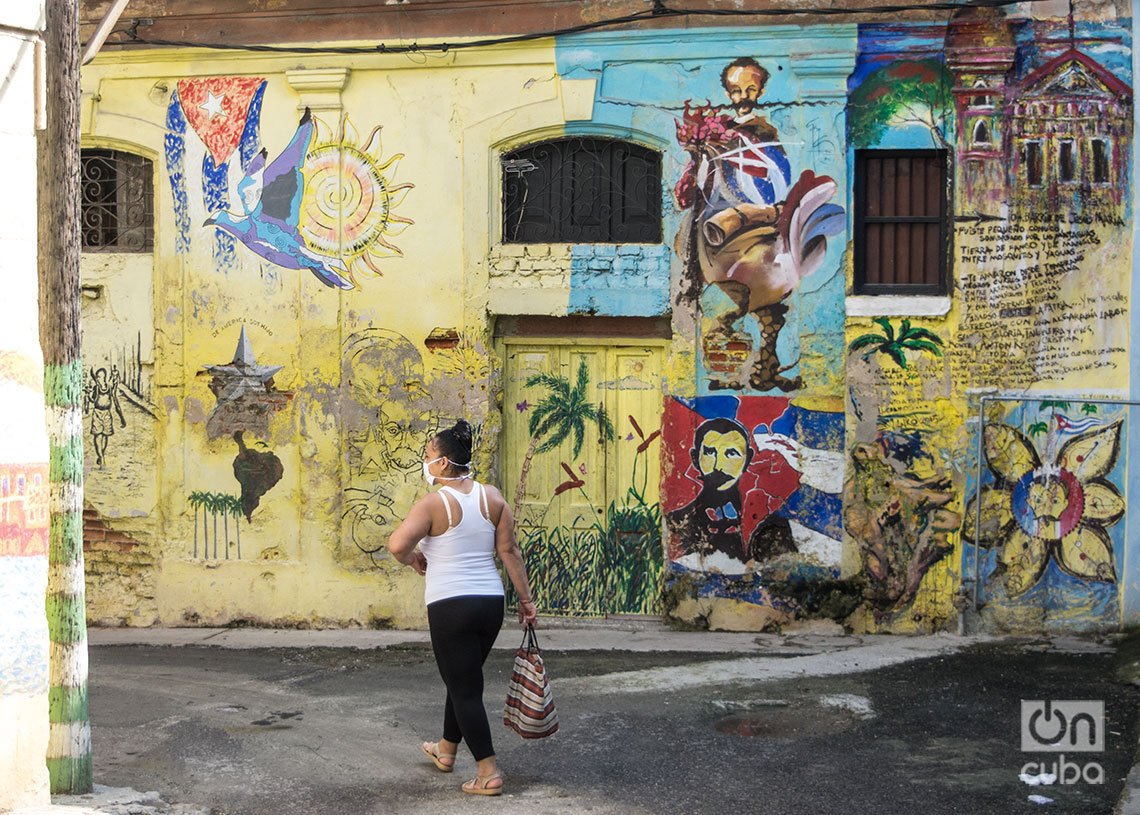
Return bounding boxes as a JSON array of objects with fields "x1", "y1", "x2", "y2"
[{"x1": 503, "y1": 626, "x2": 559, "y2": 739}]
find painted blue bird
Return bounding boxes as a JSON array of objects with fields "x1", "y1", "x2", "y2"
[{"x1": 205, "y1": 108, "x2": 354, "y2": 290}]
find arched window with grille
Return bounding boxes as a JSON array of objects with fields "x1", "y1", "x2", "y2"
[
  {"x1": 80, "y1": 148, "x2": 154, "y2": 252},
  {"x1": 501, "y1": 138, "x2": 662, "y2": 244}
]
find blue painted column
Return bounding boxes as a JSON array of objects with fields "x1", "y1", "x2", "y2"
[{"x1": 1122, "y1": 0, "x2": 1140, "y2": 625}]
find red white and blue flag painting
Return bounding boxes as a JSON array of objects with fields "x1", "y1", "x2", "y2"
[
  {"x1": 165, "y1": 76, "x2": 267, "y2": 269},
  {"x1": 662, "y1": 395, "x2": 844, "y2": 577}
]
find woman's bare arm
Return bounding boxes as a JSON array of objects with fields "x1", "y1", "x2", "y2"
[
  {"x1": 488, "y1": 486, "x2": 537, "y2": 627},
  {"x1": 387, "y1": 497, "x2": 433, "y2": 574}
]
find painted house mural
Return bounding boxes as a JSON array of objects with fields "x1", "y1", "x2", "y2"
[
  {"x1": 76, "y1": 1, "x2": 1134, "y2": 634},
  {"x1": 843, "y1": 5, "x2": 1133, "y2": 633}
]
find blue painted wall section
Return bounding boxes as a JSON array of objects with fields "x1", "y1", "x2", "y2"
[
  {"x1": 555, "y1": 26, "x2": 856, "y2": 378},
  {"x1": 568, "y1": 244, "x2": 670, "y2": 315},
  {"x1": 962, "y1": 402, "x2": 1128, "y2": 632}
]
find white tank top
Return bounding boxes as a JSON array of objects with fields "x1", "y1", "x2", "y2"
[{"x1": 419, "y1": 482, "x2": 505, "y2": 606}]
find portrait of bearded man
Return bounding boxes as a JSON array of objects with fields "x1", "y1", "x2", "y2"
[{"x1": 667, "y1": 417, "x2": 796, "y2": 571}]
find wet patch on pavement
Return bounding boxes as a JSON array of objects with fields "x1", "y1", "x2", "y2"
[{"x1": 714, "y1": 703, "x2": 859, "y2": 739}]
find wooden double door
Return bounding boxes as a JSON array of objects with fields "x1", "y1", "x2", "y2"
[{"x1": 500, "y1": 340, "x2": 665, "y2": 616}]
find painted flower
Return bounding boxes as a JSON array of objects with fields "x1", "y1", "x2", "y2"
[
  {"x1": 963, "y1": 420, "x2": 1124, "y2": 597},
  {"x1": 626, "y1": 432, "x2": 635, "y2": 442},
  {"x1": 515, "y1": 400, "x2": 529, "y2": 413},
  {"x1": 552, "y1": 461, "x2": 585, "y2": 497},
  {"x1": 675, "y1": 101, "x2": 738, "y2": 149}
]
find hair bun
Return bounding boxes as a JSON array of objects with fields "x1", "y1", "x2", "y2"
[{"x1": 451, "y1": 419, "x2": 473, "y2": 446}]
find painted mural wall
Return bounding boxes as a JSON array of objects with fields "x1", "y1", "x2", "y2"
[
  {"x1": 845, "y1": 5, "x2": 1134, "y2": 633},
  {"x1": 546, "y1": 28, "x2": 857, "y2": 628},
  {"x1": 76, "y1": 3, "x2": 1133, "y2": 633},
  {"x1": 79, "y1": 45, "x2": 562, "y2": 627}
]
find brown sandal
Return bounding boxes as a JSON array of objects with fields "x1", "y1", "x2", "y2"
[
  {"x1": 462, "y1": 773, "x2": 503, "y2": 796},
  {"x1": 421, "y1": 741, "x2": 456, "y2": 773}
]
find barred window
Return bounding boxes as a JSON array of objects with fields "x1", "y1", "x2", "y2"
[
  {"x1": 502, "y1": 138, "x2": 662, "y2": 244},
  {"x1": 854, "y1": 150, "x2": 949, "y2": 295},
  {"x1": 81, "y1": 149, "x2": 154, "y2": 252}
]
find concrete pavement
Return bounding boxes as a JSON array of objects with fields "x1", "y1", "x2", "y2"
[{"x1": 17, "y1": 626, "x2": 1140, "y2": 814}]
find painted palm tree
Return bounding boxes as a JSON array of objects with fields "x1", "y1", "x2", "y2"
[
  {"x1": 188, "y1": 491, "x2": 206, "y2": 557},
  {"x1": 208, "y1": 492, "x2": 221, "y2": 559},
  {"x1": 848, "y1": 317, "x2": 944, "y2": 370},
  {"x1": 512, "y1": 356, "x2": 615, "y2": 520},
  {"x1": 188, "y1": 491, "x2": 244, "y2": 559},
  {"x1": 224, "y1": 494, "x2": 243, "y2": 558},
  {"x1": 222, "y1": 493, "x2": 231, "y2": 560}
]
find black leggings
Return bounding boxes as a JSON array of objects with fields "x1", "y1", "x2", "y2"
[{"x1": 426, "y1": 595, "x2": 504, "y2": 761}]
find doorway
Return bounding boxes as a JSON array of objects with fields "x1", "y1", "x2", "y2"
[{"x1": 500, "y1": 335, "x2": 665, "y2": 616}]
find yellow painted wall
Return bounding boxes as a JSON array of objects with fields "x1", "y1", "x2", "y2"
[{"x1": 79, "y1": 42, "x2": 585, "y2": 628}]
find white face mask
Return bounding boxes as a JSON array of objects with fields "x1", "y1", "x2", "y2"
[
  {"x1": 423, "y1": 457, "x2": 443, "y2": 486},
  {"x1": 423, "y1": 456, "x2": 471, "y2": 486}
]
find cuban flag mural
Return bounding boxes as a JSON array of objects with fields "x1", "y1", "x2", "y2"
[
  {"x1": 662, "y1": 395, "x2": 844, "y2": 578},
  {"x1": 165, "y1": 76, "x2": 267, "y2": 270}
]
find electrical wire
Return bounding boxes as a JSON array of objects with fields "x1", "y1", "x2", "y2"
[{"x1": 111, "y1": 0, "x2": 1050, "y2": 57}]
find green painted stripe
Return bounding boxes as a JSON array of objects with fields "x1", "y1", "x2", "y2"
[
  {"x1": 43, "y1": 361, "x2": 84, "y2": 408},
  {"x1": 45, "y1": 594, "x2": 88, "y2": 643},
  {"x1": 48, "y1": 685, "x2": 89, "y2": 723},
  {"x1": 49, "y1": 436, "x2": 84, "y2": 484},
  {"x1": 47, "y1": 754, "x2": 93, "y2": 795},
  {"x1": 48, "y1": 510, "x2": 83, "y2": 565}
]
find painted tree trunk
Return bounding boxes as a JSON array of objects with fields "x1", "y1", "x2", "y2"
[
  {"x1": 38, "y1": 0, "x2": 91, "y2": 794},
  {"x1": 511, "y1": 434, "x2": 542, "y2": 523}
]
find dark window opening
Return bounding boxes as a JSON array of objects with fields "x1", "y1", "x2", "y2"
[
  {"x1": 1059, "y1": 141, "x2": 1076, "y2": 183},
  {"x1": 1092, "y1": 139, "x2": 1110, "y2": 184},
  {"x1": 1024, "y1": 142, "x2": 1043, "y2": 188},
  {"x1": 854, "y1": 150, "x2": 948, "y2": 296},
  {"x1": 81, "y1": 149, "x2": 154, "y2": 252},
  {"x1": 972, "y1": 120, "x2": 991, "y2": 145},
  {"x1": 502, "y1": 138, "x2": 662, "y2": 244}
]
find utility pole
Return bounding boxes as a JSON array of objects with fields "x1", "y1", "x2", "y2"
[{"x1": 37, "y1": 0, "x2": 92, "y2": 794}]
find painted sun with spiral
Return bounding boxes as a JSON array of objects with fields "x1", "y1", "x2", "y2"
[
  {"x1": 208, "y1": 109, "x2": 414, "y2": 289},
  {"x1": 299, "y1": 115, "x2": 415, "y2": 284}
]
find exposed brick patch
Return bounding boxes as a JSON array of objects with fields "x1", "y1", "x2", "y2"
[
  {"x1": 487, "y1": 243, "x2": 571, "y2": 286},
  {"x1": 83, "y1": 507, "x2": 140, "y2": 552},
  {"x1": 82, "y1": 505, "x2": 158, "y2": 626}
]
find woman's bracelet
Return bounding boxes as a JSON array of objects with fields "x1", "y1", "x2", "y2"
[{"x1": 518, "y1": 598, "x2": 535, "y2": 605}]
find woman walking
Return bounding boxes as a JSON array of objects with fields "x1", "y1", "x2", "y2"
[{"x1": 388, "y1": 420, "x2": 538, "y2": 796}]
